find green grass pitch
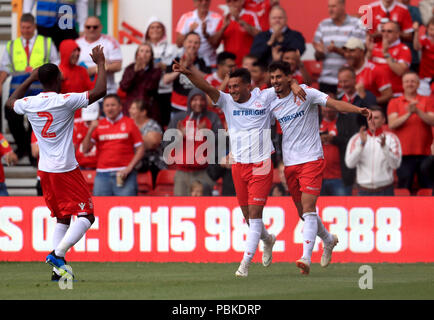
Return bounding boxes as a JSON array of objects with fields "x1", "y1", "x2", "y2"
[{"x1": 0, "y1": 262, "x2": 433, "y2": 300}]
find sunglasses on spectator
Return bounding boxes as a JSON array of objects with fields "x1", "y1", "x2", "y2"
[
  {"x1": 381, "y1": 29, "x2": 395, "y2": 33},
  {"x1": 86, "y1": 25, "x2": 99, "y2": 30}
]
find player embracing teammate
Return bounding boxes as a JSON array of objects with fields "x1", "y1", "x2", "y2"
[{"x1": 175, "y1": 57, "x2": 372, "y2": 276}]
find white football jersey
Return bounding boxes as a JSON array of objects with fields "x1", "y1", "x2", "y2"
[
  {"x1": 14, "y1": 91, "x2": 89, "y2": 173},
  {"x1": 215, "y1": 88, "x2": 276, "y2": 163},
  {"x1": 270, "y1": 85, "x2": 329, "y2": 166}
]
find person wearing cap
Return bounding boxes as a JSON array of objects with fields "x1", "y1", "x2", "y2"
[
  {"x1": 344, "y1": 37, "x2": 393, "y2": 107},
  {"x1": 144, "y1": 17, "x2": 180, "y2": 128},
  {"x1": 73, "y1": 102, "x2": 100, "y2": 170},
  {"x1": 58, "y1": 38, "x2": 94, "y2": 119},
  {"x1": 164, "y1": 88, "x2": 223, "y2": 196}
]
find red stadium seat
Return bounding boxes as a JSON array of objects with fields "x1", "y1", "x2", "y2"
[
  {"x1": 137, "y1": 171, "x2": 153, "y2": 195},
  {"x1": 156, "y1": 169, "x2": 176, "y2": 186},
  {"x1": 394, "y1": 188, "x2": 411, "y2": 196},
  {"x1": 416, "y1": 188, "x2": 433, "y2": 196},
  {"x1": 81, "y1": 170, "x2": 96, "y2": 192}
]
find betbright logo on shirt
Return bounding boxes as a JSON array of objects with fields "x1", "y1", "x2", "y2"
[
  {"x1": 277, "y1": 110, "x2": 305, "y2": 124},
  {"x1": 99, "y1": 133, "x2": 129, "y2": 141},
  {"x1": 232, "y1": 109, "x2": 266, "y2": 116}
]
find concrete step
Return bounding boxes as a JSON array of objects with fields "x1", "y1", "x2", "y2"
[
  {"x1": 5, "y1": 178, "x2": 37, "y2": 188},
  {"x1": 7, "y1": 188, "x2": 37, "y2": 196},
  {"x1": 4, "y1": 166, "x2": 37, "y2": 179}
]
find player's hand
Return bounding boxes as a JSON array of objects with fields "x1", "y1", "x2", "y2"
[
  {"x1": 172, "y1": 59, "x2": 190, "y2": 75},
  {"x1": 290, "y1": 81, "x2": 306, "y2": 102},
  {"x1": 90, "y1": 45, "x2": 106, "y2": 66},
  {"x1": 360, "y1": 107, "x2": 372, "y2": 121}
]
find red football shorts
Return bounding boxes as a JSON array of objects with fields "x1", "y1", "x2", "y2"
[
  {"x1": 38, "y1": 167, "x2": 94, "y2": 219},
  {"x1": 231, "y1": 158, "x2": 274, "y2": 206},
  {"x1": 284, "y1": 159, "x2": 325, "y2": 203}
]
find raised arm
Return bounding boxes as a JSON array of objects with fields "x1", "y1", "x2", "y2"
[
  {"x1": 172, "y1": 59, "x2": 221, "y2": 104},
  {"x1": 326, "y1": 97, "x2": 372, "y2": 121},
  {"x1": 88, "y1": 45, "x2": 107, "y2": 105}
]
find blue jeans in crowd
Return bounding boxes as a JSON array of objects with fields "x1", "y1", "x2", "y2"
[
  {"x1": 0, "y1": 182, "x2": 9, "y2": 196},
  {"x1": 93, "y1": 170, "x2": 138, "y2": 196},
  {"x1": 321, "y1": 179, "x2": 348, "y2": 196}
]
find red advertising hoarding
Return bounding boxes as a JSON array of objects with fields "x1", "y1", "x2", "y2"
[{"x1": 0, "y1": 196, "x2": 433, "y2": 263}]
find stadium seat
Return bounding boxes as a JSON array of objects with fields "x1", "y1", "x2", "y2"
[
  {"x1": 150, "y1": 169, "x2": 176, "y2": 196},
  {"x1": 137, "y1": 171, "x2": 153, "y2": 195},
  {"x1": 416, "y1": 188, "x2": 433, "y2": 196},
  {"x1": 82, "y1": 170, "x2": 97, "y2": 192},
  {"x1": 394, "y1": 188, "x2": 411, "y2": 196}
]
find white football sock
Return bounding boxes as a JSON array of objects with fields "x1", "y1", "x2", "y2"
[
  {"x1": 52, "y1": 223, "x2": 69, "y2": 273},
  {"x1": 316, "y1": 215, "x2": 333, "y2": 244},
  {"x1": 302, "y1": 212, "x2": 318, "y2": 262},
  {"x1": 55, "y1": 217, "x2": 92, "y2": 258},
  {"x1": 242, "y1": 219, "x2": 263, "y2": 263},
  {"x1": 260, "y1": 222, "x2": 270, "y2": 241}
]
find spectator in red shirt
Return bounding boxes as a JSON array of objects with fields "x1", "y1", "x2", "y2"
[
  {"x1": 250, "y1": 61, "x2": 269, "y2": 89},
  {"x1": 243, "y1": 0, "x2": 280, "y2": 31},
  {"x1": 273, "y1": 47, "x2": 312, "y2": 86},
  {"x1": 58, "y1": 39, "x2": 93, "y2": 119},
  {"x1": 387, "y1": 71, "x2": 434, "y2": 191},
  {"x1": 205, "y1": 51, "x2": 237, "y2": 129},
  {"x1": 164, "y1": 88, "x2": 223, "y2": 196},
  {"x1": 0, "y1": 134, "x2": 18, "y2": 196},
  {"x1": 82, "y1": 94, "x2": 145, "y2": 196},
  {"x1": 73, "y1": 102, "x2": 100, "y2": 170},
  {"x1": 368, "y1": 0, "x2": 414, "y2": 43},
  {"x1": 320, "y1": 105, "x2": 347, "y2": 196},
  {"x1": 343, "y1": 37, "x2": 393, "y2": 107},
  {"x1": 119, "y1": 43, "x2": 162, "y2": 120},
  {"x1": 413, "y1": 18, "x2": 434, "y2": 96},
  {"x1": 210, "y1": 0, "x2": 261, "y2": 67},
  {"x1": 369, "y1": 21, "x2": 412, "y2": 96}
]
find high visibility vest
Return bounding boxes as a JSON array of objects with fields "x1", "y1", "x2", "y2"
[
  {"x1": 36, "y1": 0, "x2": 77, "y2": 28},
  {"x1": 7, "y1": 35, "x2": 52, "y2": 96}
]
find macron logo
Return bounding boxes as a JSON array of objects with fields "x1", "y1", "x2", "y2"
[{"x1": 78, "y1": 203, "x2": 85, "y2": 210}]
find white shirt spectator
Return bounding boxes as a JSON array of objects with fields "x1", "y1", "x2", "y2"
[
  {"x1": 76, "y1": 34, "x2": 122, "y2": 94},
  {"x1": 345, "y1": 128, "x2": 402, "y2": 189},
  {"x1": 176, "y1": 9, "x2": 222, "y2": 67}
]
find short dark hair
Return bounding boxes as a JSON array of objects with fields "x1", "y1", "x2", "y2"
[
  {"x1": 268, "y1": 60, "x2": 292, "y2": 75},
  {"x1": 370, "y1": 105, "x2": 385, "y2": 118},
  {"x1": 184, "y1": 31, "x2": 200, "y2": 42},
  {"x1": 242, "y1": 54, "x2": 258, "y2": 63},
  {"x1": 252, "y1": 61, "x2": 267, "y2": 72},
  {"x1": 280, "y1": 47, "x2": 297, "y2": 55},
  {"x1": 229, "y1": 68, "x2": 251, "y2": 84},
  {"x1": 131, "y1": 99, "x2": 151, "y2": 113},
  {"x1": 103, "y1": 94, "x2": 121, "y2": 105},
  {"x1": 217, "y1": 51, "x2": 236, "y2": 65},
  {"x1": 20, "y1": 13, "x2": 35, "y2": 24},
  {"x1": 38, "y1": 63, "x2": 60, "y2": 87}
]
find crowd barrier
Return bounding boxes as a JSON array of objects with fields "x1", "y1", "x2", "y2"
[{"x1": 0, "y1": 196, "x2": 433, "y2": 263}]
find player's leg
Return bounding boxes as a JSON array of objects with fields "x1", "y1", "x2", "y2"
[{"x1": 50, "y1": 217, "x2": 71, "y2": 280}]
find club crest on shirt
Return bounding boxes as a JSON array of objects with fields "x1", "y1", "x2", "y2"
[{"x1": 120, "y1": 123, "x2": 126, "y2": 131}]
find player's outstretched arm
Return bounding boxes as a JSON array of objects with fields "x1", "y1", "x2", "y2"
[
  {"x1": 5, "y1": 68, "x2": 39, "y2": 109},
  {"x1": 172, "y1": 59, "x2": 220, "y2": 104},
  {"x1": 326, "y1": 98, "x2": 373, "y2": 122},
  {"x1": 88, "y1": 45, "x2": 107, "y2": 105}
]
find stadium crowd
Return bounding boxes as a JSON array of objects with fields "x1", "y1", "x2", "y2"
[{"x1": 1, "y1": 0, "x2": 434, "y2": 197}]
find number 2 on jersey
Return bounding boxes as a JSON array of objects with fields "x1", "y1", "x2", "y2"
[{"x1": 37, "y1": 112, "x2": 56, "y2": 138}]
